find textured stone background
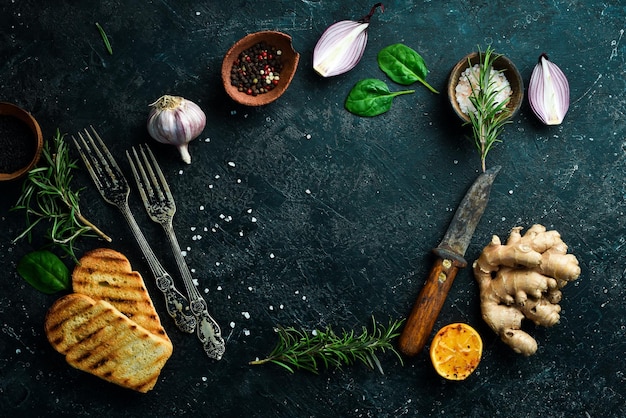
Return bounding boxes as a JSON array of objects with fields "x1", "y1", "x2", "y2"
[{"x1": 1, "y1": 1, "x2": 624, "y2": 416}]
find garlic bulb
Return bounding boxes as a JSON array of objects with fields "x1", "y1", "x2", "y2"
[
  {"x1": 528, "y1": 54, "x2": 569, "y2": 125},
  {"x1": 313, "y1": 3, "x2": 384, "y2": 77},
  {"x1": 147, "y1": 95, "x2": 206, "y2": 164}
]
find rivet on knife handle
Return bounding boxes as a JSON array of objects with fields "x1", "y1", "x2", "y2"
[
  {"x1": 397, "y1": 254, "x2": 465, "y2": 357},
  {"x1": 398, "y1": 166, "x2": 501, "y2": 357}
]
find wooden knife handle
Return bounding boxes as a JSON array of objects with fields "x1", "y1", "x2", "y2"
[{"x1": 398, "y1": 256, "x2": 463, "y2": 357}]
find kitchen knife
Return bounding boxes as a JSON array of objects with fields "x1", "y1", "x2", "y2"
[{"x1": 398, "y1": 165, "x2": 501, "y2": 357}]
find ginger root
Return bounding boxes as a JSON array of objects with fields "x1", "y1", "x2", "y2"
[{"x1": 473, "y1": 224, "x2": 581, "y2": 356}]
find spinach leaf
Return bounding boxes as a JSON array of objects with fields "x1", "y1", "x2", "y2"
[
  {"x1": 377, "y1": 43, "x2": 439, "y2": 93},
  {"x1": 17, "y1": 250, "x2": 70, "y2": 294},
  {"x1": 345, "y1": 78, "x2": 414, "y2": 117}
]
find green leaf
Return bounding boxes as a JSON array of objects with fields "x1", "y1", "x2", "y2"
[
  {"x1": 17, "y1": 250, "x2": 70, "y2": 294},
  {"x1": 345, "y1": 78, "x2": 414, "y2": 117},
  {"x1": 377, "y1": 43, "x2": 439, "y2": 93}
]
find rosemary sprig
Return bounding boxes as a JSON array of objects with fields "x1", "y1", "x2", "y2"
[
  {"x1": 466, "y1": 46, "x2": 512, "y2": 172},
  {"x1": 12, "y1": 129, "x2": 111, "y2": 259},
  {"x1": 250, "y1": 316, "x2": 405, "y2": 374}
]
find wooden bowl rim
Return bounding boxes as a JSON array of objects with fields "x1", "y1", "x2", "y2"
[
  {"x1": 0, "y1": 102, "x2": 43, "y2": 181},
  {"x1": 221, "y1": 30, "x2": 300, "y2": 107},
  {"x1": 447, "y1": 52, "x2": 524, "y2": 123}
]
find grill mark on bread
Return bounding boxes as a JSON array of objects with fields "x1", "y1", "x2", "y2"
[
  {"x1": 72, "y1": 248, "x2": 170, "y2": 344},
  {"x1": 45, "y1": 294, "x2": 173, "y2": 393}
]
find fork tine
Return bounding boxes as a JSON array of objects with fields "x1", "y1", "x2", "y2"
[
  {"x1": 72, "y1": 126, "x2": 128, "y2": 199},
  {"x1": 142, "y1": 144, "x2": 174, "y2": 206},
  {"x1": 86, "y1": 126, "x2": 126, "y2": 185},
  {"x1": 127, "y1": 146, "x2": 154, "y2": 207},
  {"x1": 73, "y1": 130, "x2": 106, "y2": 193}
]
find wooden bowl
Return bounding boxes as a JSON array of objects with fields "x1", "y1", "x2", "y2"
[
  {"x1": 221, "y1": 31, "x2": 300, "y2": 106},
  {"x1": 0, "y1": 102, "x2": 43, "y2": 181},
  {"x1": 447, "y1": 52, "x2": 523, "y2": 123}
]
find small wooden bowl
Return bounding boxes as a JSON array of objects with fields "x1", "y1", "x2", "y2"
[
  {"x1": 447, "y1": 52, "x2": 524, "y2": 123},
  {"x1": 0, "y1": 102, "x2": 43, "y2": 181},
  {"x1": 221, "y1": 31, "x2": 300, "y2": 106}
]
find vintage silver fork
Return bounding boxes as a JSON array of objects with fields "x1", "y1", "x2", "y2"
[
  {"x1": 127, "y1": 144, "x2": 226, "y2": 360},
  {"x1": 72, "y1": 127, "x2": 196, "y2": 334}
]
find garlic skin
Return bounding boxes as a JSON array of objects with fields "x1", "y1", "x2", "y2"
[
  {"x1": 313, "y1": 3, "x2": 384, "y2": 77},
  {"x1": 147, "y1": 95, "x2": 206, "y2": 164},
  {"x1": 528, "y1": 54, "x2": 569, "y2": 125}
]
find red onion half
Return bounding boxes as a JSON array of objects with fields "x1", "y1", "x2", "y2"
[
  {"x1": 313, "y1": 3, "x2": 384, "y2": 77},
  {"x1": 528, "y1": 54, "x2": 569, "y2": 125}
]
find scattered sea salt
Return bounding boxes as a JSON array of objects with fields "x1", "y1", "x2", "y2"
[
  {"x1": 243, "y1": 329, "x2": 251, "y2": 336},
  {"x1": 228, "y1": 161, "x2": 236, "y2": 167},
  {"x1": 230, "y1": 321, "x2": 235, "y2": 328}
]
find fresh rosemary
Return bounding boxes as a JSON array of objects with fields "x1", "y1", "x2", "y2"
[
  {"x1": 466, "y1": 46, "x2": 512, "y2": 172},
  {"x1": 12, "y1": 129, "x2": 111, "y2": 259},
  {"x1": 250, "y1": 316, "x2": 405, "y2": 374}
]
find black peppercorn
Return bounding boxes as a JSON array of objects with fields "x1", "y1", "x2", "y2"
[{"x1": 230, "y1": 42, "x2": 283, "y2": 96}]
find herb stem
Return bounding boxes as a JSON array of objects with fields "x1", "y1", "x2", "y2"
[
  {"x1": 76, "y1": 211, "x2": 112, "y2": 242},
  {"x1": 251, "y1": 316, "x2": 404, "y2": 374},
  {"x1": 12, "y1": 129, "x2": 110, "y2": 259},
  {"x1": 466, "y1": 46, "x2": 511, "y2": 172}
]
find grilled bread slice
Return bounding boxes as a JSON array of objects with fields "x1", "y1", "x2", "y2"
[
  {"x1": 45, "y1": 293, "x2": 173, "y2": 393},
  {"x1": 72, "y1": 248, "x2": 170, "y2": 343}
]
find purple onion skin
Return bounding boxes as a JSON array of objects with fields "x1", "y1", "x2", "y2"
[{"x1": 528, "y1": 53, "x2": 569, "y2": 125}]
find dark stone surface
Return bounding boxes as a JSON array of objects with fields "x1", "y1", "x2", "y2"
[{"x1": 1, "y1": 1, "x2": 625, "y2": 417}]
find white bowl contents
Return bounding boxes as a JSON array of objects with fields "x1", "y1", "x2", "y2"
[{"x1": 455, "y1": 64, "x2": 512, "y2": 115}]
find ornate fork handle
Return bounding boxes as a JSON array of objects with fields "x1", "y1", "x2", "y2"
[
  {"x1": 118, "y1": 204, "x2": 197, "y2": 334},
  {"x1": 164, "y1": 222, "x2": 226, "y2": 360}
]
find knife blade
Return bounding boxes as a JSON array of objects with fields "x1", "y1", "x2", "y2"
[{"x1": 398, "y1": 165, "x2": 501, "y2": 357}]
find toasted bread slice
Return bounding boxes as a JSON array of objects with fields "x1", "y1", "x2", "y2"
[
  {"x1": 45, "y1": 293, "x2": 173, "y2": 393},
  {"x1": 72, "y1": 248, "x2": 170, "y2": 343}
]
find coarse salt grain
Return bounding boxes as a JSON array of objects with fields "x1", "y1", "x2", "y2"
[{"x1": 455, "y1": 64, "x2": 512, "y2": 115}]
